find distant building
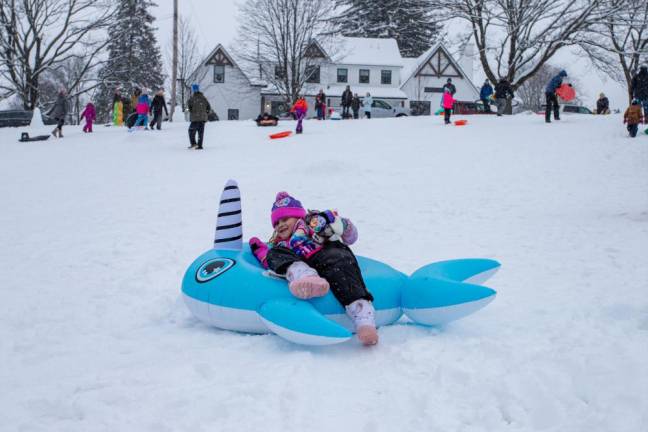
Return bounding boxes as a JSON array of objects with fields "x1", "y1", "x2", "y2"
[{"x1": 188, "y1": 38, "x2": 479, "y2": 120}]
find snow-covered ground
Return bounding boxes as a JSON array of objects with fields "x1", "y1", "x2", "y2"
[{"x1": 1, "y1": 114, "x2": 647, "y2": 431}]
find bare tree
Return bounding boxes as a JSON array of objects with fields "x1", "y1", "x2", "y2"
[
  {"x1": 165, "y1": 15, "x2": 203, "y2": 110},
  {"x1": 234, "y1": 0, "x2": 337, "y2": 104},
  {"x1": 579, "y1": 0, "x2": 648, "y2": 102},
  {"x1": 434, "y1": 0, "x2": 608, "y2": 90},
  {"x1": 0, "y1": 0, "x2": 115, "y2": 110}
]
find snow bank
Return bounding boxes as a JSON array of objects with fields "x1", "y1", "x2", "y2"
[{"x1": 0, "y1": 114, "x2": 647, "y2": 431}]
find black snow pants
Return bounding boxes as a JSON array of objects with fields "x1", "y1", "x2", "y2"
[
  {"x1": 188, "y1": 121, "x2": 205, "y2": 147},
  {"x1": 266, "y1": 241, "x2": 374, "y2": 306},
  {"x1": 545, "y1": 92, "x2": 560, "y2": 122},
  {"x1": 150, "y1": 110, "x2": 164, "y2": 130},
  {"x1": 628, "y1": 123, "x2": 638, "y2": 137}
]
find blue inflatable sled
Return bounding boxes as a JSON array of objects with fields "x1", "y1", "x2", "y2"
[{"x1": 182, "y1": 180, "x2": 500, "y2": 345}]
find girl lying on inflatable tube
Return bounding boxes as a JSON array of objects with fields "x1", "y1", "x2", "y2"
[{"x1": 181, "y1": 180, "x2": 500, "y2": 346}]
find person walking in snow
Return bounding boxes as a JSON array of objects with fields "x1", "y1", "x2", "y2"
[
  {"x1": 80, "y1": 102, "x2": 96, "y2": 133},
  {"x1": 480, "y1": 79, "x2": 493, "y2": 113},
  {"x1": 290, "y1": 96, "x2": 308, "y2": 134},
  {"x1": 112, "y1": 89, "x2": 123, "y2": 126},
  {"x1": 494, "y1": 78, "x2": 514, "y2": 116},
  {"x1": 131, "y1": 93, "x2": 151, "y2": 130},
  {"x1": 596, "y1": 93, "x2": 610, "y2": 115},
  {"x1": 187, "y1": 84, "x2": 211, "y2": 149},
  {"x1": 341, "y1": 85, "x2": 353, "y2": 119},
  {"x1": 631, "y1": 65, "x2": 648, "y2": 120},
  {"x1": 149, "y1": 88, "x2": 169, "y2": 130},
  {"x1": 441, "y1": 88, "x2": 456, "y2": 124},
  {"x1": 48, "y1": 89, "x2": 69, "y2": 138},
  {"x1": 443, "y1": 78, "x2": 456, "y2": 96},
  {"x1": 248, "y1": 192, "x2": 379, "y2": 346},
  {"x1": 315, "y1": 89, "x2": 326, "y2": 120},
  {"x1": 362, "y1": 92, "x2": 373, "y2": 119},
  {"x1": 623, "y1": 99, "x2": 643, "y2": 138},
  {"x1": 351, "y1": 93, "x2": 361, "y2": 119},
  {"x1": 545, "y1": 70, "x2": 567, "y2": 123}
]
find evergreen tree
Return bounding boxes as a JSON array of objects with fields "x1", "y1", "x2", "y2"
[
  {"x1": 95, "y1": 0, "x2": 164, "y2": 122},
  {"x1": 333, "y1": 0, "x2": 440, "y2": 58}
]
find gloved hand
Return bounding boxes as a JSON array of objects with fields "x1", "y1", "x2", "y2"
[{"x1": 249, "y1": 237, "x2": 269, "y2": 268}]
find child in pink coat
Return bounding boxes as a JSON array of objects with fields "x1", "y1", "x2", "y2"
[
  {"x1": 442, "y1": 89, "x2": 456, "y2": 124},
  {"x1": 80, "y1": 102, "x2": 96, "y2": 133}
]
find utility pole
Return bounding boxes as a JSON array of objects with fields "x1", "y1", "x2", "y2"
[{"x1": 169, "y1": 0, "x2": 178, "y2": 121}]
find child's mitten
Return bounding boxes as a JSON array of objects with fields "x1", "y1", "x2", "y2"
[{"x1": 249, "y1": 237, "x2": 269, "y2": 268}]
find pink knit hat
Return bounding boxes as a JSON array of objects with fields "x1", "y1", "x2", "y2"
[{"x1": 271, "y1": 191, "x2": 306, "y2": 226}]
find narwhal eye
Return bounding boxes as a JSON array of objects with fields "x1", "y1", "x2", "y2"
[{"x1": 196, "y1": 258, "x2": 235, "y2": 283}]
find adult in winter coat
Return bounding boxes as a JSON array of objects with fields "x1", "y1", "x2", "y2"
[
  {"x1": 80, "y1": 102, "x2": 96, "y2": 133},
  {"x1": 48, "y1": 89, "x2": 69, "y2": 138},
  {"x1": 362, "y1": 93, "x2": 373, "y2": 119},
  {"x1": 315, "y1": 89, "x2": 326, "y2": 120},
  {"x1": 631, "y1": 65, "x2": 648, "y2": 118},
  {"x1": 351, "y1": 93, "x2": 361, "y2": 119},
  {"x1": 480, "y1": 79, "x2": 493, "y2": 112},
  {"x1": 545, "y1": 70, "x2": 567, "y2": 123},
  {"x1": 494, "y1": 78, "x2": 514, "y2": 116},
  {"x1": 149, "y1": 88, "x2": 169, "y2": 130},
  {"x1": 341, "y1": 85, "x2": 353, "y2": 118},
  {"x1": 596, "y1": 93, "x2": 610, "y2": 115},
  {"x1": 187, "y1": 84, "x2": 211, "y2": 150},
  {"x1": 130, "y1": 88, "x2": 142, "y2": 115},
  {"x1": 443, "y1": 78, "x2": 456, "y2": 96}
]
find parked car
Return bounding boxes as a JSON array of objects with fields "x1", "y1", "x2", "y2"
[
  {"x1": 453, "y1": 100, "x2": 496, "y2": 115},
  {"x1": 0, "y1": 109, "x2": 57, "y2": 127},
  {"x1": 368, "y1": 99, "x2": 410, "y2": 118},
  {"x1": 538, "y1": 104, "x2": 593, "y2": 115}
]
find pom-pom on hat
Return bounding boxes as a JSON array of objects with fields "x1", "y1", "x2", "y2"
[
  {"x1": 271, "y1": 191, "x2": 306, "y2": 227},
  {"x1": 191, "y1": 83, "x2": 200, "y2": 92}
]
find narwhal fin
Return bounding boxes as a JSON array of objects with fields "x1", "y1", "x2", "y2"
[{"x1": 213, "y1": 179, "x2": 243, "y2": 250}]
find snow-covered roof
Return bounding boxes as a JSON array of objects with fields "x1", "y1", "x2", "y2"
[{"x1": 332, "y1": 37, "x2": 403, "y2": 67}]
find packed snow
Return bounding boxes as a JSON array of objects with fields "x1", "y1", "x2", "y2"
[{"x1": 1, "y1": 113, "x2": 647, "y2": 431}]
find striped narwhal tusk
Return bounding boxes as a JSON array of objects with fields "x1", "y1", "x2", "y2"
[{"x1": 213, "y1": 179, "x2": 243, "y2": 250}]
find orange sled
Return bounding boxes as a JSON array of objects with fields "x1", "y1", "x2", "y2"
[
  {"x1": 270, "y1": 131, "x2": 292, "y2": 139},
  {"x1": 454, "y1": 119, "x2": 468, "y2": 126}
]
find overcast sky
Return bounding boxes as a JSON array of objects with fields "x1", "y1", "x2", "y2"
[{"x1": 152, "y1": 0, "x2": 628, "y2": 110}]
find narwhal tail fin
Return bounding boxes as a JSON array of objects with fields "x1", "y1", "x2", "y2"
[{"x1": 213, "y1": 179, "x2": 243, "y2": 250}]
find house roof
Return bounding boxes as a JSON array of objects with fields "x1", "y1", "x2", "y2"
[
  {"x1": 400, "y1": 42, "x2": 480, "y2": 96},
  {"x1": 332, "y1": 37, "x2": 403, "y2": 67},
  {"x1": 188, "y1": 44, "x2": 266, "y2": 87}
]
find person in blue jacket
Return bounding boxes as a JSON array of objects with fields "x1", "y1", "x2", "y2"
[
  {"x1": 545, "y1": 70, "x2": 567, "y2": 123},
  {"x1": 480, "y1": 79, "x2": 493, "y2": 113}
]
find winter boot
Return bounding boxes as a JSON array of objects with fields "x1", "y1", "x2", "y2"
[
  {"x1": 188, "y1": 144, "x2": 198, "y2": 149},
  {"x1": 286, "y1": 261, "x2": 329, "y2": 299},
  {"x1": 51, "y1": 128, "x2": 59, "y2": 138},
  {"x1": 346, "y1": 299, "x2": 378, "y2": 346}
]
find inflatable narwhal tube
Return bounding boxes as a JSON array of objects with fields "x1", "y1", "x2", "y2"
[{"x1": 182, "y1": 180, "x2": 500, "y2": 345}]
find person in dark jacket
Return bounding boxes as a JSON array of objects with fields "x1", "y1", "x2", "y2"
[
  {"x1": 351, "y1": 93, "x2": 361, "y2": 119},
  {"x1": 494, "y1": 78, "x2": 514, "y2": 116},
  {"x1": 187, "y1": 84, "x2": 211, "y2": 150},
  {"x1": 315, "y1": 89, "x2": 326, "y2": 120},
  {"x1": 443, "y1": 78, "x2": 456, "y2": 96},
  {"x1": 341, "y1": 85, "x2": 353, "y2": 118},
  {"x1": 480, "y1": 79, "x2": 493, "y2": 113},
  {"x1": 596, "y1": 93, "x2": 610, "y2": 115},
  {"x1": 631, "y1": 65, "x2": 648, "y2": 120},
  {"x1": 149, "y1": 88, "x2": 169, "y2": 130},
  {"x1": 48, "y1": 89, "x2": 69, "y2": 138},
  {"x1": 545, "y1": 70, "x2": 567, "y2": 123}
]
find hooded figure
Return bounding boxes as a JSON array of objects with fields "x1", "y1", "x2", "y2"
[
  {"x1": 80, "y1": 102, "x2": 96, "y2": 133},
  {"x1": 596, "y1": 93, "x2": 610, "y2": 114},
  {"x1": 545, "y1": 70, "x2": 567, "y2": 123},
  {"x1": 48, "y1": 90, "x2": 69, "y2": 138}
]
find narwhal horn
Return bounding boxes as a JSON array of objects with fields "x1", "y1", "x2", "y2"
[{"x1": 213, "y1": 179, "x2": 243, "y2": 250}]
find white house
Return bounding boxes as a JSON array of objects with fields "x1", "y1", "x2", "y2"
[
  {"x1": 188, "y1": 44, "x2": 265, "y2": 120},
  {"x1": 401, "y1": 43, "x2": 480, "y2": 115},
  {"x1": 189, "y1": 38, "x2": 479, "y2": 120}
]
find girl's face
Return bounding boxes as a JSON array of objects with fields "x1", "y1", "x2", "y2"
[{"x1": 275, "y1": 217, "x2": 298, "y2": 240}]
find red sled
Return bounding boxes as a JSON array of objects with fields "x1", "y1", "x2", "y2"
[
  {"x1": 454, "y1": 119, "x2": 468, "y2": 126},
  {"x1": 269, "y1": 131, "x2": 292, "y2": 139},
  {"x1": 556, "y1": 84, "x2": 576, "y2": 102}
]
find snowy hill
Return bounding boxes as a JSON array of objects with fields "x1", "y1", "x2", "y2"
[{"x1": 1, "y1": 114, "x2": 647, "y2": 431}]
